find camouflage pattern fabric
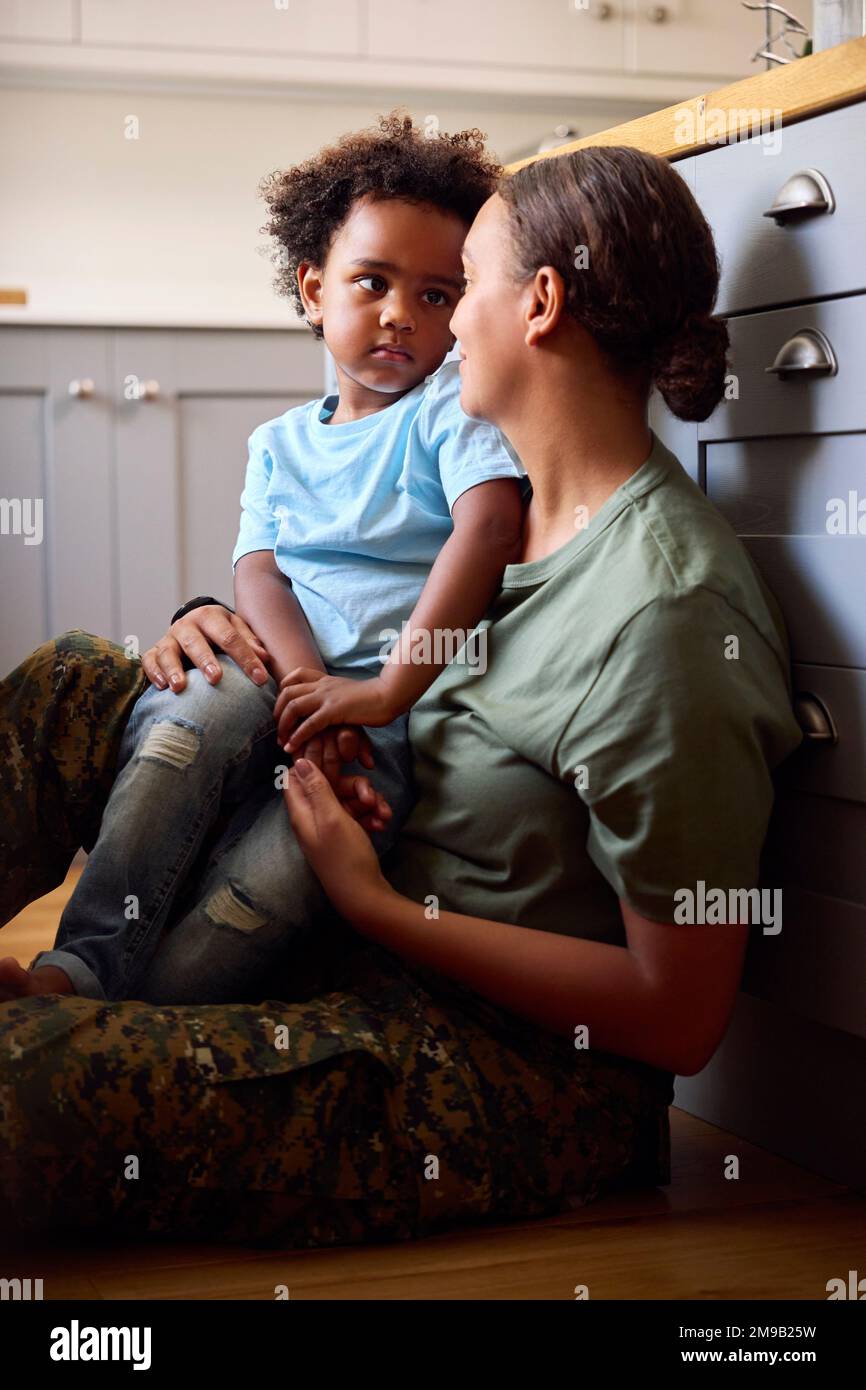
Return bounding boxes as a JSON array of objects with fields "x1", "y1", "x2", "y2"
[
  {"x1": 0, "y1": 632, "x2": 674, "y2": 1248},
  {"x1": 0, "y1": 630, "x2": 147, "y2": 928}
]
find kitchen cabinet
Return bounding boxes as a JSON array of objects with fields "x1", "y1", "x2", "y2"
[
  {"x1": 0, "y1": 0, "x2": 75, "y2": 41},
  {"x1": 80, "y1": 0, "x2": 362, "y2": 57},
  {"x1": 0, "y1": 328, "x2": 115, "y2": 674},
  {"x1": 522, "y1": 58, "x2": 866, "y2": 1182},
  {"x1": 706, "y1": 435, "x2": 866, "y2": 671},
  {"x1": 366, "y1": 0, "x2": 626, "y2": 74},
  {"x1": 695, "y1": 102, "x2": 866, "y2": 315},
  {"x1": 0, "y1": 326, "x2": 324, "y2": 675},
  {"x1": 626, "y1": 0, "x2": 765, "y2": 79},
  {"x1": 638, "y1": 78, "x2": 866, "y2": 1190},
  {"x1": 0, "y1": 0, "x2": 768, "y2": 100}
]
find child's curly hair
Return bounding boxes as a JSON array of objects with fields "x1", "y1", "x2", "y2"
[{"x1": 258, "y1": 110, "x2": 502, "y2": 336}]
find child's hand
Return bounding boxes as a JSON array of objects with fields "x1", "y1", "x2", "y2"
[
  {"x1": 276, "y1": 668, "x2": 398, "y2": 751},
  {"x1": 321, "y1": 767, "x2": 394, "y2": 836},
  {"x1": 289, "y1": 728, "x2": 390, "y2": 832},
  {"x1": 294, "y1": 725, "x2": 374, "y2": 789}
]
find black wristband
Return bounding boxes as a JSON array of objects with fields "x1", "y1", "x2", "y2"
[{"x1": 170, "y1": 595, "x2": 235, "y2": 625}]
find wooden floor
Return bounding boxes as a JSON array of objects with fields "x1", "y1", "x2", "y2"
[{"x1": 2, "y1": 868, "x2": 864, "y2": 1300}]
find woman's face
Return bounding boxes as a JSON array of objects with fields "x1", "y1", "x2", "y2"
[{"x1": 450, "y1": 192, "x2": 528, "y2": 426}]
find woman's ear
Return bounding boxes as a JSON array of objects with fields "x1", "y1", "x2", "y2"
[
  {"x1": 298, "y1": 261, "x2": 325, "y2": 330},
  {"x1": 524, "y1": 266, "x2": 567, "y2": 348}
]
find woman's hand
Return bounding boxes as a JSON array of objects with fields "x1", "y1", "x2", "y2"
[
  {"x1": 284, "y1": 758, "x2": 395, "y2": 923},
  {"x1": 289, "y1": 724, "x2": 384, "y2": 828},
  {"x1": 141, "y1": 605, "x2": 271, "y2": 692},
  {"x1": 275, "y1": 668, "x2": 398, "y2": 751}
]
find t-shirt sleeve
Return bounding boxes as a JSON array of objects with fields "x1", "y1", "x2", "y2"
[
  {"x1": 231, "y1": 429, "x2": 279, "y2": 568},
  {"x1": 555, "y1": 590, "x2": 802, "y2": 923},
  {"x1": 419, "y1": 362, "x2": 525, "y2": 514}
]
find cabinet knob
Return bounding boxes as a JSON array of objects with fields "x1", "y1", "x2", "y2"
[
  {"x1": 765, "y1": 328, "x2": 837, "y2": 379},
  {"x1": 68, "y1": 378, "x2": 95, "y2": 398},
  {"x1": 647, "y1": 4, "x2": 668, "y2": 20},
  {"x1": 763, "y1": 168, "x2": 835, "y2": 224},
  {"x1": 593, "y1": 2, "x2": 614, "y2": 18},
  {"x1": 137, "y1": 379, "x2": 161, "y2": 401},
  {"x1": 793, "y1": 693, "x2": 837, "y2": 744}
]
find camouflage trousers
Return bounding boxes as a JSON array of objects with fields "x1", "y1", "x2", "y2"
[{"x1": 0, "y1": 632, "x2": 674, "y2": 1248}]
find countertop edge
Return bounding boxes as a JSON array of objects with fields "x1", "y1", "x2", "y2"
[{"x1": 506, "y1": 36, "x2": 866, "y2": 168}]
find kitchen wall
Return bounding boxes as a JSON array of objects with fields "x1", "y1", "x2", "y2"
[{"x1": 0, "y1": 85, "x2": 642, "y2": 329}]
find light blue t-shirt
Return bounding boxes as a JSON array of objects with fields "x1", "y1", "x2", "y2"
[{"x1": 232, "y1": 361, "x2": 525, "y2": 675}]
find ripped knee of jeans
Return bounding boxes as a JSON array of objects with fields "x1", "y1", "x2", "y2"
[
  {"x1": 204, "y1": 880, "x2": 269, "y2": 934},
  {"x1": 139, "y1": 718, "x2": 202, "y2": 770}
]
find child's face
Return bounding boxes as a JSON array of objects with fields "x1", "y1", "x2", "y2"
[{"x1": 298, "y1": 196, "x2": 466, "y2": 399}]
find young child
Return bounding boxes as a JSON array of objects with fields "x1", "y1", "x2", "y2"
[
  {"x1": 232, "y1": 111, "x2": 525, "y2": 790},
  {"x1": 6, "y1": 112, "x2": 526, "y2": 1006}
]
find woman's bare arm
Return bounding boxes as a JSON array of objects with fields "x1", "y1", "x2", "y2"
[
  {"x1": 351, "y1": 888, "x2": 748, "y2": 1076},
  {"x1": 283, "y1": 758, "x2": 749, "y2": 1077}
]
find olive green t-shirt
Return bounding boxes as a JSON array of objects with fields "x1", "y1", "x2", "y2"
[{"x1": 385, "y1": 432, "x2": 803, "y2": 945}]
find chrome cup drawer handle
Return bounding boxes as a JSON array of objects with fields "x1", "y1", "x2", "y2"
[
  {"x1": 763, "y1": 168, "x2": 835, "y2": 224},
  {"x1": 765, "y1": 328, "x2": 837, "y2": 379},
  {"x1": 794, "y1": 693, "x2": 837, "y2": 744}
]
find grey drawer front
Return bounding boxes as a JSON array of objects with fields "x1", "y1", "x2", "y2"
[
  {"x1": 706, "y1": 435, "x2": 866, "y2": 668},
  {"x1": 756, "y1": 791, "x2": 866, "y2": 1039},
  {"x1": 699, "y1": 294, "x2": 865, "y2": 441},
  {"x1": 743, "y1": 536, "x2": 866, "y2": 667},
  {"x1": 788, "y1": 663, "x2": 866, "y2": 803},
  {"x1": 706, "y1": 433, "x2": 866, "y2": 533},
  {"x1": 742, "y1": 888, "x2": 866, "y2": 1041},
  {"x1": 764, "y1": 791, "x2": 866, "y2": 906},
  {"x1": 696, "y1": 101, "x2": 866, "y2": 316}
]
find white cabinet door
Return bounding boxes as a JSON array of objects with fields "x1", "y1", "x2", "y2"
[
  {"x1": 81, "y1": 0, "x2": 362, "y2": 56},
  {"x1": 0, "y1": 327, "x2": 115, "y2": 675},
  {"x1": 367, "y1": 0, "x2": 625, "y2": 73},
  {"x1": 0, "y1": 329, "x2": 51, "y2": 676},
  {"x1": 47, "y1": 330, "x2": 116, "y2": 643},
  {"x1": 627, "y1": 0, "x2": 765, "y2": 80},
  {"x1": 112, "y1": 329, "x2": 324, "y2": 654},
  {"x1": 0, "y1": 0, "x2": 75, "y2": 41},
  {"x1": 2, "y1": 327, "x2": 325, "y2": 672}
]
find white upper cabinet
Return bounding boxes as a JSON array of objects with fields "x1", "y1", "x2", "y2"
[
  {"x1": 0, "y1": 0, "x2": 75, "y2": 41},
  {"x1": 367, "y1": 0, "x2": 626, "y2": 74},
  {"x1": 80, "y1": 0, "x2": 362, "y2": 57},
  {"x1": 0, "y1": 0, "x2": 770, "y2": 93},
  {"x1": 626, "y1": 0, "x2": 769, "y2": 80}
]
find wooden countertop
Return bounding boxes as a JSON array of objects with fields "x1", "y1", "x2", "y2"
[{"x1": 508, "y1": 35, "x2": 866, "y2": 169}]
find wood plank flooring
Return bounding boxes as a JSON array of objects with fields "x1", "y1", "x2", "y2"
[{"x1": 2, "y1": 867, "x2": 863, "y2": 1300}]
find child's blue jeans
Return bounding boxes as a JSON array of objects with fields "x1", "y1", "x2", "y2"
[{"x1": 32, "y1": 660, "x2": 417, "y2": 1004}]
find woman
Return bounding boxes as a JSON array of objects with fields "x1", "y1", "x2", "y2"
[{"x1": 0, "y1": 147, "x2": 802, "y2": 1246}]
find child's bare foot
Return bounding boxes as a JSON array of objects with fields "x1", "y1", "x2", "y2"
[{"x1": 0, "y1": 957, "x2": 76, "y2": 1001}]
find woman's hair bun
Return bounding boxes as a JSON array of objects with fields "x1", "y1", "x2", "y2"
[{"x1": 653, "y1": 312, "x2": 730, "y2": 423}]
